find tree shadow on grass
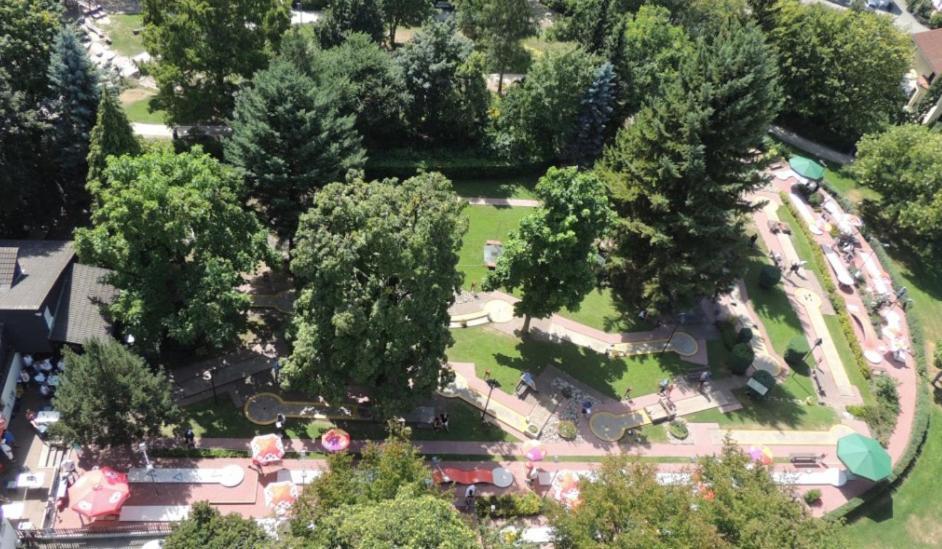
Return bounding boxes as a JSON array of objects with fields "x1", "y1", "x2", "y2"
[
  {"x1": 743, "y1": 254, "x2": 807, "y2": 353},
  {"x1": 718, "y1": 375, "x2": 831, "y2": 431}
]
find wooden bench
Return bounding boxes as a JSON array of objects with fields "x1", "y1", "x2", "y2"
[
  {"x1": 449, "y1": 310, "x2": 490, "y2": 328},
  {"x1": 788, "y1": 453, "x2": 822, "y2": 466}
]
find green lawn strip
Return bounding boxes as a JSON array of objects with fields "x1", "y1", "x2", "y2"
[
  {"x1": 768, "y1": 137, "x2": 879, "y2": 206},
  {"x1": 776, "y1": 204, "x2": 874, "y2": 403},
  {"x1": 123, "y1": 96, "x2": 167, "y2": 124},
  {"x1": 103, "y1": 14, "x2": 146, "y2": 57},
  {"x1": 458, "y1": 205, "x2": 530, "y2": 290},
  {"x1": 686, "y1": 384, "x2": 838, "y2": 431},
  {"x1": 742, "y1": 251, "x2": 808, "y2": 356},
  {"x1": 560, "y1": 288, "x2": 653, "y2": 334},
  {"x1": 844, "y1": 407, "x2": 942, "y2": 549},
  {"x1": 180, "y1": 397, "x2": 514, "y2": 443},
  {"x1": 448, "y1": 326, "x2": 717, "y2": 400},
  {"x1": 451, "y1": 177, "x2": 538, "y2": 199}
]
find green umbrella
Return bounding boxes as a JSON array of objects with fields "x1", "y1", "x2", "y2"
[
  {"x1": 788, "y1": 155, "x2": 825, "y2": 180},
  {"x1": 837, "y1": 433, "x2": 891, "y2": 481}
]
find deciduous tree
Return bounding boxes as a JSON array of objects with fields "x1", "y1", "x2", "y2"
[
  {"x1": 75, "y1": 149, "x2": 271, "y2": 352},
  {"x1": 852, "y1": 124, "x2": 942, "y2": 260},
  {"x1": 765, "y1": 0, "x2": 910, "y2": 143},
  {"x1": 224, "y1": 60, "x2": 365, "y2": 244},
  {"x1": 380, "y1": 0, "x2": 434, "y2": 47},
  {"x1": 51, "y1": 338, "x2": 179, "y2": 448},
  {"x1": 484, "y1": 167, "x2": 613, "y2": 333},
  {"x1": 456, "y1": 0, "x2": 536, "y2": 94},
  {"x1": 164, "y1": 502, "x2": 270, "y2": 549},
  {"x1": 316, "y1": 0, "x2": 384, "y2": 47},
  {"x1": 285, "y1": 173, "x2": 465, "y2": 416},
  {"x1": 87, "y1": 87, "x2": 141, "y2": 188},
  {"x1": 396, "y1": 19, "x2": 489, "y2": 144},
  {"x1": 0, "y1": 0, "x2": 61, "y2": 99},
  {"x1": 496, "y1": 46, "x2": 599, "y2": 161},
  {"x1": 142, "y1": 0, "x2": 290, "y2": 124},
  {"x1": 599, "y1": 17, "x2": 780, "y2": 315}
]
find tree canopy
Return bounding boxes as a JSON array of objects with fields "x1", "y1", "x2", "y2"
[
  {"x1": 142, "y1": 0, "x2": 290, "y2": 124},
  {"x1": 764, "y1": 0, "x2": 910, "y2": 143},
  {"x1": 852, "y1": 124, "x2": 942, "y2": 260},
  {"x1": 224, "y1": 59, "x2": 365, "y2": 244},
  {"x1": 395, "y1": 19, "x2": 489, "y2": 144},
  {"x1": 51, "y1": 338, "x2": 179, "y2": 448},
  {"x1": 75, "y1": 149, "x2": 271, "y2": 352},
  {"x1": 315, "y1": 0, "x2": 385, "y2": 47},
  {"x1": 380, "y1": 0, "x2": 434, "y2": 47},
  {"x1": 464, "y1": 0, "x2": 536, "y2": 94},
  {"x1": 164, "y1": 501, "x2": 270, "y2": 549},
  {"x1": 285, "y1": 173, "x2": 465, "y2": 416},
  {"x1": 87, "y1": 87, "x2": 142, "y2": 187},
  {"x1": 496, "y1": 46, "x2": 600, "y2": 162},
  {"x1": 599, "y1": 16, "x2": 780, "y2": 315},
  {"x1": 484, "y1": 167, "x2": 613, "y2": 332},
  {"x1": 0, "y1": 0, "x2": 61, "y2": 99}
]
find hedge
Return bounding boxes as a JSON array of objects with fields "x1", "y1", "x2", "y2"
[
  {"x1": 475, "y1": 492, "x2": 543, "y2": 518},
  {"x1": 826, "y1": 213, "x2": 932, "y2": 521},
  {"x1": 365, "y1": 148, "x2": 549, "y2": 180},
  {"x1": 729, "y1": 343, "x2": 755, "y2": 375},
  {"x1": 780, "y1": 192, "x2": 870, "y2": 382}
]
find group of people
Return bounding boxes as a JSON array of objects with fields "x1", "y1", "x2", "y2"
[
  {"x1": 432, "y1": 412, "x2": 449, "y2": 432},
  {"x1": 19, "y1": 355, "x2": 64, "y2": 400}
]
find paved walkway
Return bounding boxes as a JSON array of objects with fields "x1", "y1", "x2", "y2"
[
  {"x1": 132, "y1": 122, "x2": 172, "y2": 139},
  {"x1": 466, "y1": 197, "x2": 540, "y2": 207},
  {"x1": 768, "y1": 125, "x2": 854, "y2": 165}
]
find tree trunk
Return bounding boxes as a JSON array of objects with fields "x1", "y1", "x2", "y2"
[
  {"x1": 497, "y1": 70, "x2": 505, "y2": 96},
  {"x1": 521, "y1": 314, "x2": 531, "y2": 335},
  {"x1": 389, "y1": 24, "x2": 397, "y2": 49}
]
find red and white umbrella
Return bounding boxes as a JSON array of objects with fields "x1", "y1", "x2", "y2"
[
  {"x1": 320, "y1": 428, "x2": 350, "y2": 453},
  {"x1": 69, "y1": 467, "x2": 131, "y2": 518},
  {"x1": 251, "y1": 434, "x2": 285, "y2": 466},
  {"x1": 551, "y1": 471, "x2": 582, "y2": 508},
  {"x1": 264, "y1": 481, "x2": 299, "y2": 515}
]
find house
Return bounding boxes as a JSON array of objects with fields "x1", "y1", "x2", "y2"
[
  {"x1": 907, "y1": 28, "x2": 942, "y2": 124},
  {"x1": 0, "y1": 241, "x2": 116, "y2": 354}
]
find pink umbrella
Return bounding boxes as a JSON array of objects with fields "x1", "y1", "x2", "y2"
[
  {"x1": 523, "y1": 440, "x2": 546, "y2": 461},
  {"x1": 321, "y1": 428, "x2": 351, "y2": 453},
  {"x1": 748, "y1": 446, "x2": 773, "y2": 465}
]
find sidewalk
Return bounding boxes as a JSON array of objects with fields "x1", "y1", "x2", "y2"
[{"x1": 769, "y1": 125, "x2": 854, "y2": 165}]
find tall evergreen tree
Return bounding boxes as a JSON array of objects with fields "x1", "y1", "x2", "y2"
[
  {"x1": 483, "y1": 167, "x2": 613, "y2": 333},
  {"x1": 47, "y1": 25, "x2": 100, "y2": 200},
  {"x1": 599, "y1": 18, "x2": 781, "y2": 315},
  {"x1": 224, "y1": 60, "x2": 365, "y2": 245},
  {"x1": 567, "y1": 62, "x2": 616, "y2": 167},
  {"x1": 563, "y1": 0, "x2": 631, "y2": 54},
  {"x1": 86, "y1": 87, "x2": 141, "y2": 188}
]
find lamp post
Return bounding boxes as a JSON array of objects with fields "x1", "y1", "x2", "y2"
[
  {"x1": 202, "y1": 368, "x2": 217, "y2": 403},
  {"x1": 803, "y1": 338, "x2": 824, "y2": 362},
  {"x1": 481, "y1": 376, "x2": 499, "y2": 423},
  {"x1": 139, "y1": 442, "x2": 158, "y2": 495}
]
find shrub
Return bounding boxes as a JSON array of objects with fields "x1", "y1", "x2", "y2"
[
  {"x1": 557, "y1": 420, "x2": 577, "y2": 440},
  {"x1": 784, "y1": 336, "x2": 811, "y2": 367},
  {"x1": 804, "y1": 489, "x2": 822, "y2": 505},
  {"x1": 729, "y1": 343, "x2": 755, "y2": 375},
  {"x1": 807, "y1": 192, "x2": 823, "y2": 208},
  {"x1": 737, "y1": 327, "x2": 754, "y2": 344},
  {"x1": 718, "y1": 319, "x2": 740, "y2": 349},
  {"x1": 475, "y1": 492, "x2": 543, "y2": 518},
  {"x1": 668, "y1": 420, "x2": 689, "y2": 440},
  {"x1": 758, "y1": 265, "x2": 782, "y2": 289}
]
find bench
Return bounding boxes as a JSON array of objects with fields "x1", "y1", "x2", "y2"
[
  {"x1": 684, "y1": 367, "x2": 709, "y2": 382},
  {"x1": 788, "y1": 453, "x2": 821, "y2": 466},
  {"x1": 449, "y1": 310, "x2": 490, "y2": 328}
]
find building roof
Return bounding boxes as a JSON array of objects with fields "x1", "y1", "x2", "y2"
[
  {"x1": 914, "y1": 28, "x2": 942, "y2": 78},
  {"x1": 0, "y1": 248, "x2": 19, "y2": 290},
  {"x1": 0, "y1": 241, "x2": 75, "y2": 310},
  {"x1": 50, "y1": 264, "x2": 117, "y2": 346}
]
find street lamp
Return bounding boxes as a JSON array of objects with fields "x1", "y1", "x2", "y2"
[
  {"x1": 202, "y1": 368, "x2": 217, "y2": 403},
  {"x1": 802, "y1": 338, "x2": 824, "y2": 362},
  {"x1": 139, "y1": 442, "x2": 158, "y2": 494},
  {"x1": 481, "y1": 377, "x2": 500, "y2": 422}
]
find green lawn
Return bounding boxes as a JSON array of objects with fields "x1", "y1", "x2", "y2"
[
  {"x1": 561, "y1": 288, "x2": 652, "y2": 334},
  {"x1": 458, "y1": 205, "x2": 531, "y2": 290},
  {"x1": 451, "y1": 177, "x2": 538, "y2": 199},
  {"x1": 742, "y1": 250, "x2": 808, "y2": 356},
  {"x1": 448, "y1": 326, "x2": 722, "y2": 400},
  {"x1": 123, "y1": 95, "x2": 166, "y2": 124},
  {"x1": 686, "y1": 384, "x2": 838, "y2": 430},
  {"x1": 103, "y1": 13, "x2": 145, "y2": 57},
  {"x1": 770, "y1": 137, "x2": 879, "y2": 205},
  {"x1": 180, "y1": 397, "x2": 515, "y2": 442}
]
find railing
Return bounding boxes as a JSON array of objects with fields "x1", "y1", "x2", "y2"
[{"x1": 17, "y1": 521, "x2": 173, "y2": 545}]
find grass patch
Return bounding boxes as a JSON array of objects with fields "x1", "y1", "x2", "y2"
[
  {"x1": 103, "y1": 13, "x2": 146, "y2": 57},
  {"x1": 448, "y1": 326, "x2": 716, "y2": 399},
  {"x1": 560, "y1": 288, "x2": 652, "y2": 334},
  {"x1": 123, "y1": 95, "x2": 166, "y2": 124},
  {"x1": 743, "y1": 251, "x2": 807, "y2": 356},
  {"x1": 458, "y1": 205, "x2": 531, "y2": 290},
  {"x1": 179, "y1": 397, "x2": 515, "y2": 443},
  {"x1": 451, "y1": 177, "x2": 538, "y2": 199},
  {"x1": 687, "y1": 382, "x2": 838, "y2": 431}
]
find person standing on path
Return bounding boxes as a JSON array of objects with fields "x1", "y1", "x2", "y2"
[{"x1": 272, "y1": 358, "x2": 281, "y2": 383}]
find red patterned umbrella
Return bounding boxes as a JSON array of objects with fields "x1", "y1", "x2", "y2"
[
  {"x1": 69, "y1": 467, "x2": 131, "y2": 518},
  {"x1": 264, "y1": 481, "x2": 300, "y2": 515},
  {"x1": 320, "y1": 428, "x2": 350, "y2": 453},
  {"x1": 251, "y1": 434, "x2": 285, "y2": 466}
]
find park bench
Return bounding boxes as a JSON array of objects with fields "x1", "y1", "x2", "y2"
[
  {"x1": 449, "y1": 310, "x2": 490, "y2": 328},
  {"x1": 684, "y1": 367, "x2": 709, "y2": 382},
  {"x1": 788, "y1": 453, "x2": 821, "y2": 466}
]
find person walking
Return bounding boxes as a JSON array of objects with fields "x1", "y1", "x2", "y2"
[
  {"x1": 276, "y1": 413, "x2": 287, "y2": 439},
  {"x1": 184, "y1": 427, "x2": 195, "y2": 448},
  {"x1": 464, "y1": 484, "x2": 477, "y2": 511}
]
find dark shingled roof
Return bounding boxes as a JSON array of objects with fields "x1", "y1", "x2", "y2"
[
  {"x1": 50, "y1": 264, "x2": 117, "y2": 346},
  {"x1": 0, "y1": 248, "x2": 18, "y2": 290},
  {"x1": 0, "y1": 241, "x2": 74, "y2": 310}
]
